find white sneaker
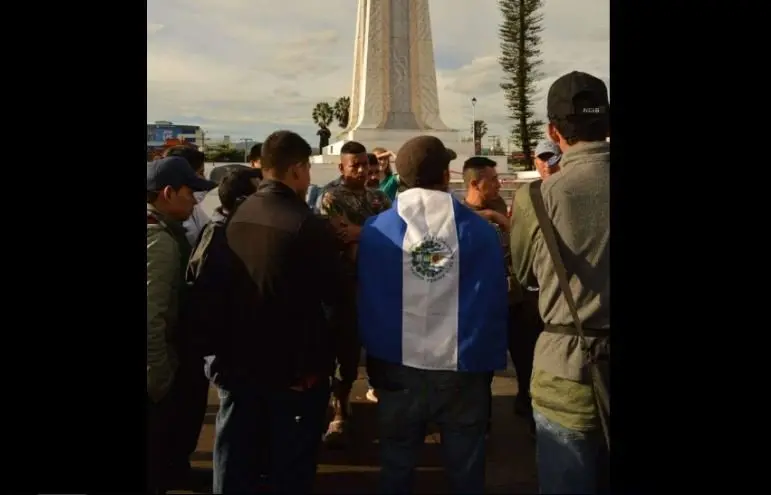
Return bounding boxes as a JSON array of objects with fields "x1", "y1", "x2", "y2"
[{"x1": 366, "y1": 388, "x2": 378, "y2": 403}]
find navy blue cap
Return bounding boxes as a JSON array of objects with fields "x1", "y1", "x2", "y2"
[{"x1": 147, "y1": 156, "x2": 216, "y2": 192}]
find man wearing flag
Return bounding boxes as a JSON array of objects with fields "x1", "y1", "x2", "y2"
[{"x1": 357, "y1": 136, "x2": 509, "y2": 494}]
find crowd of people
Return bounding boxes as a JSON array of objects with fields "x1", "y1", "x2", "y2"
[{"x1": 146, "y1": 70, "x2": 610, "y2": 494}]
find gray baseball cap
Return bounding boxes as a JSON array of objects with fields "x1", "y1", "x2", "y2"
[{"x1": 534, "y1": 140, "x2": 562, "y2": 167}]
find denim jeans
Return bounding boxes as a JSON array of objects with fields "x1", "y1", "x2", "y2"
[
  {"x1": 370, "y1": 359, "x2": 489, "y2": 494},
  {"x1": 212, "y1": 380, "x2": 330, "y2": 494},
  {"x1": 533, "y1": 409, "x2": 602, "y2": 494}
]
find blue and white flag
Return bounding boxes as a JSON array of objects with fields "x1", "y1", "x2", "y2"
[{"x1": 357, "y1": 188, "x2": 509, "y2": 373}]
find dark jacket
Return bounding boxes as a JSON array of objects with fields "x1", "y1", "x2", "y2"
[{"x1": 218, "y1": 180, "x2": 346, "y2": 389}]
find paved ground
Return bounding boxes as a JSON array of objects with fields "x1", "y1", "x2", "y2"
[{"x1": 178, "y1": 366, "x2": 538, "y2": 494}]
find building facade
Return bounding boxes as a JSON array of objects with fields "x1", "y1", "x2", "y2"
[{"x1": 146, "y1": 121, "x2": 204, "y2": 148}]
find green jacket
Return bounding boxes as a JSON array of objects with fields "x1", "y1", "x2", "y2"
[
  {"x1": 509, "y1": 141, "x2": 610, "y2": 431},
  {"x1": 146, "y1": 204, "x2": 192, "y2": 402},
  {"x1": 379, "y1": 174, "x2": 399, "y2": 201}
]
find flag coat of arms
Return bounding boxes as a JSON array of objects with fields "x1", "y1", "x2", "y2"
[{"x1": 357, "y1": 188, "x2": 509, "y2": 372}]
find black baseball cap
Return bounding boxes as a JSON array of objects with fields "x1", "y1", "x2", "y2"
[
  {"x1": 147, "y1": 156, "x2": 216, "y2": 192},
  {"x1": 547, "y1": 71, "x2": 609, "y2": 121},
  {"x1": 395, "y1": 136, "x2": 453, "y2": 188}
]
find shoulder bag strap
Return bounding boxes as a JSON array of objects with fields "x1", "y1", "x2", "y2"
[
  {"x1": 530, "y1": 180, "x2": 611, "y2": 450},
  {"x1": 528, "y1": 180, "x2": 590, "y2": 355}
]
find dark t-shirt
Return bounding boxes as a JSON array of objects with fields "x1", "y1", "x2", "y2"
[{"x1": 463, "y1": 195, "x2": 521, "y2": 305}]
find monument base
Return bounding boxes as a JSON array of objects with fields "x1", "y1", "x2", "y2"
[{"x1": 322, "y1": 129, "x2": 466, "y2": 157}]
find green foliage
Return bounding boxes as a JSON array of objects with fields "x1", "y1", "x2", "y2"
[
  {"x1": 312, "y1": 102, "x2": 334, "y2": 128},
  {"x1": 205, "y1": 144, "x2": 244, "y2": 163},
  {"x1": 498, "y1": 0, "x2": 545, "y2": 170},
  {"x1": 334, "y1": 97, "x2": 350, "y2": 128}
]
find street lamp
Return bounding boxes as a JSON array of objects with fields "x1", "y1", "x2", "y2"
[{"x1": 471, "y1": 97, "x2": 478, "y2": 155}]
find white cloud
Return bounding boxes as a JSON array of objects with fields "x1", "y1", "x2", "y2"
[{"x1": 147, "y1": 0, "x2": 609, "y2": 147}]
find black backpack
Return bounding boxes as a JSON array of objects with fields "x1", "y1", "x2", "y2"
[{"x1": 180, "y1": 216, "x2": 235, "y2": 359}]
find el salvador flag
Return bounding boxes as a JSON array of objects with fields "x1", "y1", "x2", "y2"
[{"x1": 357, "y1": 188, "x2": 509, "y2": 372}]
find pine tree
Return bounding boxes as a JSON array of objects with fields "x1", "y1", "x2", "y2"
[{"x1": 498, "y1": 0, "x2": 545, "y2": 169}]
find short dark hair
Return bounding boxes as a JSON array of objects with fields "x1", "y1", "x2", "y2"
[
  {"x1": 462, "y1": 156, "x2": 497, "y2": 185},
  {"x1": 551, "y1": 116, "x2": 609, "y2": 145},
  {"x1": 462, "y1": 156, "x2": 497, "y2": 172},
  {"x1": 218, "y1": 168, "x2": 261, "y2": 213},
  {"x1": 260, "y1": 131, "x2": 312, "y2": 178},
  {"x1": 340, "y1": 141, "x2": 366, "y2": 155},
  {"x1": 165, "y1": 145, "x2": 205, "y2": 173},
  {"x1": 249, "y1": 142, "x2": 262, "y2": 161},
  {"x1": 367, "y1": 153, "x2": 378, "y2": 165},
  {"x1": 395, "y1": 136, "x2": 451, "y2": 189}
]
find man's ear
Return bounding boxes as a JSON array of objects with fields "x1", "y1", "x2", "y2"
[
  {"x1": 547, "y1": 122, "x2": 561, "y2": 144},
  {"x1": 160, "y1": 185, "x2": 175, "y2": 201}
]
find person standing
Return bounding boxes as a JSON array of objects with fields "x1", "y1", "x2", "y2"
[
  {"x1": 249, "y1": 142, "x2": 262, "y2": 168},
  {"x1": 164, "y1": 145, "x2": 217, "y2": 246},
  {"x1": 147, "y1": 156, "x2": 217, "y2": 494},
  {"x1": 358, "y1": 136, "x2": 508, "y2": 494},
  {"x1": 510, "y1": 71, "x2": 610, "y2": 494},
  {"x1": 533, "y1": 140, "x2": 562, "y2": 180},
  {"x1": 318, "y1": 141, "x2": 391, "y2": 447},
  {"x1": 211, "y1": 130, "x2": 346, "y2": 494},
  {"x1": 461, "y1": 156, "x2": 530, "y2": 433}
]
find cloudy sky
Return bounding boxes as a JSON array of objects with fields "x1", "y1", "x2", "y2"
[{"x1": 147, "y1": 0, "x2": 609, "y2": 147}]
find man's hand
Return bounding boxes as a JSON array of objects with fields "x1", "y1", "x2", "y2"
[
  {"x1": 374, "y1": 150, "x2": 395, "y2": 160},
  {"x1": 479, "y1": 209, "x2": 510, "y2": 232}
]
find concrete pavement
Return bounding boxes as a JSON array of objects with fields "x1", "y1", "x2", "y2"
[{"x1": 177, "y1": 367, "x2": 538, "y2": 494}]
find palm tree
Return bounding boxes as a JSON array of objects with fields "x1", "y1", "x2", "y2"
[
  {"x1": 471, "y1": 120, "x2": 488, "y2": 155},
  {"x1": 312, "y1": 102, "x2": 334, "y2": 151},
  {"x1": 333, "y1": 97, "x2": 350, "y2": 128},
  {"x1": 312, "y1": 102, "x2": 334, "y2": 128},
  {"x1": 472, "y1": 119, "x2": 488, "y2": 140}
]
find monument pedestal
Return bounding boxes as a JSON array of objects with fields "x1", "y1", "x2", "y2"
[{"x1": 322, "y1": 129, "x2": 462, "y2": 156}]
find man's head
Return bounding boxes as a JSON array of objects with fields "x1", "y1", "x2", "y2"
[
  {"x1": 338, "y1": 141, "x2": 368, "y2": 189},
  {"x1": 365, "y1": 153, "x2": 381, "y2": 188},
  {"x1": 547, "y1": 71, "x2": 610, "y2": 151},
  {"x1": 462, "y1": 156, "x2": 500, "y2": 203},
  {"x1": 218, "y1": 167, "x2": 262, "y2": 215},
  {"x1": 147, "y1": 156, "x2": 215, "y2": 221},
  {"x1": 371, "y1": 146, "x2": 392, "y2": 176},
  {"x1": 395, "y1": 136, "x2": 452, "y2": 191},
  {"x1": 164, "y1": 145, "x2": 206, "y2": 178},
  {"x1": 260, "y1": 131, "x2": 312, "y2": 198},
  {"x1": 533, "y1": 140, "x2": 562, "y2": 180},
  {"x1": 249, "y1": 142, "x2": 262, "y2": 168},
  {"x1": 209, "y1": 164, "x2": 262, "y2": 184}
]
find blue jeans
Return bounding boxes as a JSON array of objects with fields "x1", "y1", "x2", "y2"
[
  {"x1": 212, "y1": 380, "x2": 330, "y2": 494},
  {"x1": 534, "y1": 409, "x2": 602, "y2": 494},
  {"x1": 370, "y1": 359, "x2": 489, "y2": 494}
]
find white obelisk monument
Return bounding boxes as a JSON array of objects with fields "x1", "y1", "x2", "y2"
[{"x1": 321, "y1": 0, "x2": 460, "y2": 156}]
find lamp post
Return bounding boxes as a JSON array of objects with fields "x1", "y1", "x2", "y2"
[{"x1": 471, "y1": 97, "x2": 478, "y2": 155}]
